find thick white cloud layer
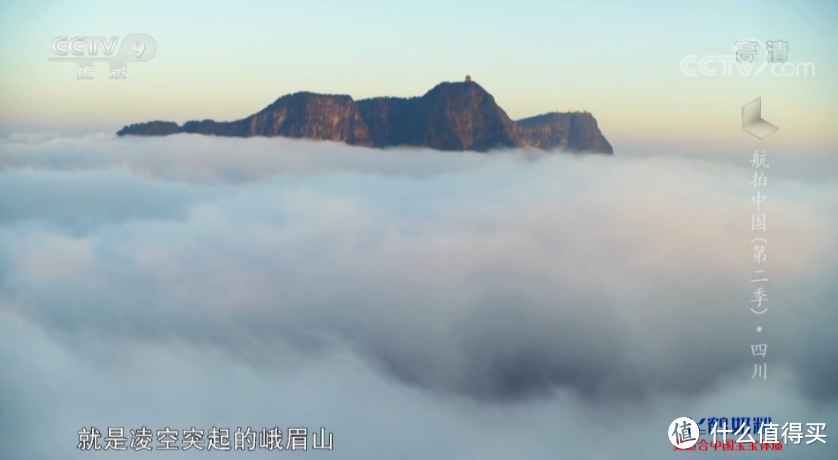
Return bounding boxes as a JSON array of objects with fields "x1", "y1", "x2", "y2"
[{"x1": 1, "y1": 133, "x2": 836, "y2": 459}]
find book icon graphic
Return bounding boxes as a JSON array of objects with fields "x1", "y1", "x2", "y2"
[{"x1": 742, "y1": 98, "x2": 779, "y2": 139}]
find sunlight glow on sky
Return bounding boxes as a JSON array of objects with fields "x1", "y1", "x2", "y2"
[{"x1": 0, "y1": 0, "x2": 836, "y2": 152}]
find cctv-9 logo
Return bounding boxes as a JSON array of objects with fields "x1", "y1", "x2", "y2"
[
  {"x1": 116, "y1": 34, "x2": 157, "y2": 62},
  {"x1": 132, "y1": 40, "x2": 146, "y2": 58}
]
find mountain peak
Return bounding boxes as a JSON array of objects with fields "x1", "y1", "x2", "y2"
[
  {"x1": 424, "y1": 80, "x2": 486, "y2": 96},
  {"x1": 117, "y1": 81, "x2": 613, "y2": 154}
]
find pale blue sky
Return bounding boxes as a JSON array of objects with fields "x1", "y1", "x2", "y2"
[{"x1": 0, "y1": 0, "x2": 836, "y2": 151}]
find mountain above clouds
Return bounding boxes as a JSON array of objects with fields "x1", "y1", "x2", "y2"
[{"x1": 117, "y1": 79, "x2": 614, "y2": 154}]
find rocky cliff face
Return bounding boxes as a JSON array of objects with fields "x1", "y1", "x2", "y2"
[
  {"x1": 357, "y1": 82, "x2": 519, "y2": 151},
  {"x1": 117, "y1": 81, "x2": 613, "y2": 154},
  {"x1": 516, "y1": 112, "x2": 613, "y2": 154},
  {"x1": 123, "y1": 93, "x2": 373, "y2": 146}
]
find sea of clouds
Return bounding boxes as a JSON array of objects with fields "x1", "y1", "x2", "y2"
[{"x1": 1, "y1": 133, "x2": 836, "y2": 459}]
